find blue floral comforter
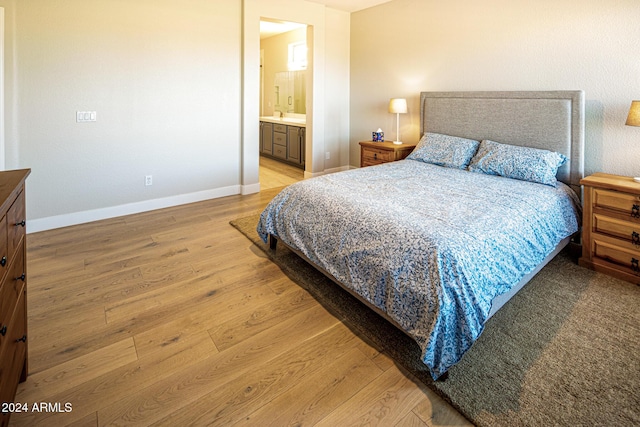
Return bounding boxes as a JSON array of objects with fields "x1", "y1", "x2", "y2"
[{"x1": 257, "y1": 159, "x2": 581, "y2": 379}]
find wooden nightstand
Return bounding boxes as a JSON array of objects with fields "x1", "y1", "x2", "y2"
[
  {"x1": 359, "y1": 141, "x2": 416, "y2": 167},
  {"x1": 579, "y1": 172, "x2": 640, "y2": 284}
]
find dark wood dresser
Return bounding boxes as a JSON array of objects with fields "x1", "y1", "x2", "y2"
[{"x1": 0, "y1": 169, "x2": 30, "y2": 426}]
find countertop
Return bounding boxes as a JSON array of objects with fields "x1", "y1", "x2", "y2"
[{"x1": 260, "y1": 116, "x2": 306, "y2": 127}]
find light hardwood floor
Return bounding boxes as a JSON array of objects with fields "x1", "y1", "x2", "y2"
[
  {"x1": 259, "y1": 156, "x2": 305, "y2": 190},
  {"x1": 8, "y1": 163, "x2": 471, "y2": 426}
]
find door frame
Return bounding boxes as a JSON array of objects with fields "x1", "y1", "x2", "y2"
[{"x1": 241, "y1": 0, "x2": 326, "y2": 194}]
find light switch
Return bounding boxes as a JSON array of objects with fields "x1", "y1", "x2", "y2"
[{"x1": 76, "y1": 111, "x2": 97, "y2": 122}]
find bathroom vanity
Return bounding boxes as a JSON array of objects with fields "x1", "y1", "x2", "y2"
[{"x1": 260, "y1": 117, "x2": 305, "y2": 169}]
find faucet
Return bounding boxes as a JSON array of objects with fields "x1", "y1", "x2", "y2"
[{"x1": 275, "y1": 110, "x2": 283, "y2": 118}]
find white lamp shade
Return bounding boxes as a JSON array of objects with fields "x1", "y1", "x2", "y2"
[
  {"x1": 626, "y1": 100, "x2": 640, "y2": 127},
  {"x1": 389, "y1": 98, "x2": 407, "y2": 114}
]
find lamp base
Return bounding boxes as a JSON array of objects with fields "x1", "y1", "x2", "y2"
[
  {"x1": 634, "y1": 177, "x2": 640, "y2": 183},
  {"x1": 392, "y1": 140, "x2": 403, "y2": 145}
]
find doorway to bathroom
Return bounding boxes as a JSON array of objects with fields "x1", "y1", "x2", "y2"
[{"x1": 258, "y1": 19, "x2": 308, "y2": 188}]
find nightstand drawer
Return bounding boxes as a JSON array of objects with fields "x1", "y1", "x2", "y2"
[
  {"x1": 362, "y1": 160, "x2": 384, "y2": 167},
  {"x1": 592, "y1": 236, "x2": 640, "y2": 273},
  {"x1": 362, "y1": 147, "x2": 394, "y2": 163},
  {"x1": 359, "y1": 141, "x2": 416, "y2": 168},
  {"x1": 593, "y1": 188, "x2": 640, "y2": 215},
  {"x1": 593, "y1": 214, "x2": 640, "y2": 244}
]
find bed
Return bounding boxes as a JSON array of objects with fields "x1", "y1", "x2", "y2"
[{"x1": 257, "y1": 91, "x2": 585, "y2": 380}]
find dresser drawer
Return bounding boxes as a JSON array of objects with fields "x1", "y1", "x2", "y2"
[
  {"x1": 0, "y1": 244, "x2": 25, "y2": 351},
  {"x1": 593, "y1": 188, "x2": 640, "y2": 215},
  {"x1": 0, "y1": 290, "x2": 27, "y2": 416},
  {"x1": 0, "y1": 214, "x2": 7, "y2": 281},
  {"x1": 7, "y1": 190, "x2": 26, "y2": 259},
  {"x1": 362, "y1": 147, "x2": 394, "y2": 163}
]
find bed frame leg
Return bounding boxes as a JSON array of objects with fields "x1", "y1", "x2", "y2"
[
  {"x1": 269, "y1": 234, "x2": 278, "y2": 250},
  {"x1": 435, "y1": 371, "x2": 449, "y2": 382}
]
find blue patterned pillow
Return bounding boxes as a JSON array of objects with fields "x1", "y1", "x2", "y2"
[
  {"x1": 468, "y1": 139, "x2": 567, "y2": 186},
  {"x1": 406, "y1": 132, "x2": 480, "y2": 169}
]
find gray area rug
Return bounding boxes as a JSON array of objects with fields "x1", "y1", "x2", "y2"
[{"x1": 231, "y1": 214, "x2": 640, "y2": 426}]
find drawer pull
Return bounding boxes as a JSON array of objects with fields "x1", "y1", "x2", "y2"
[
  {"x1": 632, "y1": 258, "x2": 640, "y2": 274},
  {"x1": 0, "y1": 325, "x2": 6, "y2": 336},
  {"x1": 16, "y1": 335, "x2": 26, "y2": 343},
  {"x1": 374, "y1": 153, "x2": 378, "y2": 160},
  {"x1": 15, "y1": 273, "x2": 25, "y2": 282},
  {"x1": 0, "y1": 256, "x2": 6, "y2": 267},
  {"x1": 15, "y1": 220, "x2": 26, "y2": 227},
  {"x1": 632, "y1": 205, "x2": 640, "y2": 218},
  {"x1": 633, "y1": 232, "x2": 640, "y2": 247}
]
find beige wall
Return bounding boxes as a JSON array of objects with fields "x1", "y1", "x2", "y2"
[
  {"x1": 15, "y1": 0, "x2": 242, "y2": 230},
  {"x1": 6, "y1": 0, "x2": 350, "y2": 231},
  {"x1": 7, "y1": 0, "x2": 636, "y2": 230},
  {"x1": 350, "y1": 0, "x2": 640, "y2": 176},
  {"x1": 323, "y1": 7, "x2": 350, "y2": 169},
  {"x1": 0, "y1": 0, "x2": 16, "y2": 168}
]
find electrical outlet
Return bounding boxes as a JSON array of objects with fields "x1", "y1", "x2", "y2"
[
  {"x1": 145, "y1": 175, "x2": 153, "y2": 186},
  {"x1": 325, "y1": 152, "x2": 331, "y2": 160}
]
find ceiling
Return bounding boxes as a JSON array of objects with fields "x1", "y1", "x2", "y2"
[
  {"x1": 260, "y1": 0, "x2": 393, "y2": 39},
  {"x1": 303, "y1": 0, "x2": 393, "y2": 12},
  {"x1": 260, "y1": 20, "x2": 307, "y2": 39}
]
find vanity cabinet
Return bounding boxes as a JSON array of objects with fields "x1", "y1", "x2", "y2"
[
  {"x1": 260, "y1": 122, "x2": 273, "y2": 155},
  {"x1": 260, "y1": 121, "x2": 305, "y2": 169},
  {"x1": 287, "y1": 126, "x2": 304, "y2": 164},
  {"x1": 273, "y1": 124, "x2": 288, "y2": 160}
]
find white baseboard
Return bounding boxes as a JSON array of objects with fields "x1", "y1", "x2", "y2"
[
  {"x1": 27, "y1": 167, "x2": 351, "y2": 233},
  {"x1": 241, "y1": 182, "x2": 261, "y2": 195},
  {"x1": 27, "y1": 185, "x2": 241, "y2": 233},
  {"x1": 304, "y1": 165, "x2": 351, "y2": 179}
]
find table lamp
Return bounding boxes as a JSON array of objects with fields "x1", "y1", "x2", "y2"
[
  {"x1": 389, "y1": 98, "x2": 407, "y2": 145},
  {"x1": 626, "y1": 100, "x2": 640, "y2": 182}
]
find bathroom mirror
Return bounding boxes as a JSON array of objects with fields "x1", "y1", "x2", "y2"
[{"x1": 274, "y1": 70, "x2": 306, "y2": 114}]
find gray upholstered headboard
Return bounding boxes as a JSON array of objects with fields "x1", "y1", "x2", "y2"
[{"x1": 420, "y1": 91, "x2": 585, "y2": 193}]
